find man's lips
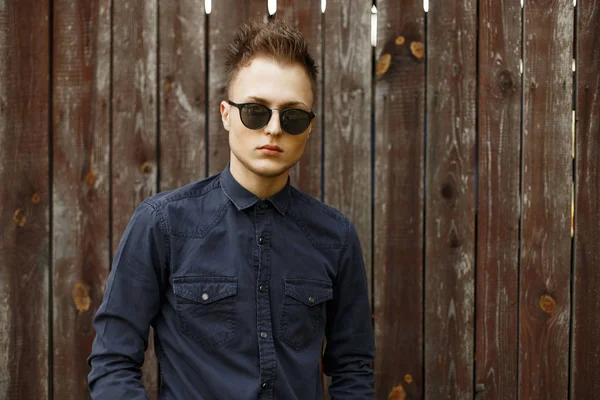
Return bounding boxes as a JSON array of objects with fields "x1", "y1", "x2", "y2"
[{"x1": 258, "y1": 144, "x2": 283, "y2": 152}]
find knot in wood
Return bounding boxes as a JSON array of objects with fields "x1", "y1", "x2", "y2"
[
  {"x1": 72, "y1": 281, "x2": 91, "y2": 312},
  {"x1": 140, "y1": 162, "x2": 153, "y2": 176},
  {"x1": 539, "y1": 294, "x2": 556, "y2": 315},
  {"x1": 388, "y1": 384, "x2": 406, "y2": 400},
  {"x1": 376, "y1": 53, "x2": 392, "y2": 77},
  {"x1": 86, "y1": 170, "x2": 97, "y2": 187},
  {"x1": 13, "y1": 208, "x2": 26, "y2": 228},
  {"x1": 497, "y1": 70, "x2": 515, "y2": 93},
  {"x1": 410, "y1": 41, "x2": 424, "y2": 59},
  {"x1": 441, "y1": 183, "x2": 453, "y2": 199},
  {"x1": 31, "y1": 193, "x2": 41, "y2": 204},
  {"x1": 404, "y1": 374, "x2": 413, "y2": 384},
  {"x1": 395, "y1": 36, "x2": 405, "y2": 46}
]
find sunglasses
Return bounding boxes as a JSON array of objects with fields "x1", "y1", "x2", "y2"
[{"x1": 227, "y1": 100, "x2": 315, "y2": 135}]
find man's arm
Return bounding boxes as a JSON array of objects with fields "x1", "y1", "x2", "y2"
[
  {"x1": 87, "y1": 201, "x2": 168, "y2": 399},
  {"x1": 323, "y1": 220, "x2": 375, "y2": 399}
]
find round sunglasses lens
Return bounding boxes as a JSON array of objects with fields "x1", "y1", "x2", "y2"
[
  {"x1": 281, "y1": 109, "x2": 310, "y2": 135},
  {"x1": 241, "y1": 104, "x2": 270, "y2": 129}
]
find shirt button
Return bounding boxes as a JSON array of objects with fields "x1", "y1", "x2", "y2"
[
  {"x1": 202, "y1": 293, "x2": 209, "y2": 301},
  {"x1": 259, "y1": 201, "x2": 267, "y2": 209},
  {"x1": 260, "y1": 331, "x2": 268, "y2": 339},
  {"x1": 261, "y1": 381, "x2": 269, "y2": 389},
  {"x1": 258, "y1": 237, "x2": 265, "y2": 245},
  {"x1": 259, "y1": 285, "x2": 267, "y2": 292},
  {"x1": 308, "y1": 296, "x2": 315, "y2": 304}
]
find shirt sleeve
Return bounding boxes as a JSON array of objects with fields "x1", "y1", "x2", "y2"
[
  {"x1": 323, "y1": 219, "x2": 376, "y2": 399},
  {"x1": 87, "y1": 201, "x2": 169, "y2": 400}
]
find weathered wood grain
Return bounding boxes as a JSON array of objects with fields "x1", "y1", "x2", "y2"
[
  {"x1": 275, "y1": 0, "x2": 323, "y2": 199},
  {"x1": 475, "y1": 1, "x2": 522, "y2": 399},
  {"x1": 112, "y1": 1, "x2": 159, "y2": 397},
  {"x1": 207, "y1": 0, "x2": 268, "y2": 175},
  {"x1": 159, "y1": 0, "x2": 207, "y2": 189},
  {"x1": 424, "y1": 0, "x2": 477, "y2": 398},
  {"x1": 323, "y1": 3, "x2": 372, "y2": 395},
  {"x1": 519, "y1": 1, "x2": 574, "y2": 399},
  {"x1": 0, "y1": 0, "x2": 50, "y2": 398},
  {"x1": 373, "y1": 0, "x2": 425, "y2": 399},
  {"x1": 52, "y1": 0, "x2": 111, "y2": 398},
  {"x1": 572, "y1": 0, "x2": 600, "y2": 396},
  {"x1": 324, "y1": 0, "x2": 372, "y2": 297}
]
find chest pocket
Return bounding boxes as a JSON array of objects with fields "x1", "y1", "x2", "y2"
[
  {"x1": 173, "y1": 276, "x2": 237, "y2": 351},
  {"x1": 279, "y1": 278, "x2": 333, "y2": 352}
]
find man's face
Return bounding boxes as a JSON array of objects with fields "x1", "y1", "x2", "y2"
[{"x1": 220, "y1": 56, "x2": 314, "y2": 180}]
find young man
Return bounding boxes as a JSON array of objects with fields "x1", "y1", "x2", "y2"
[{"x1": 88, "y1": 19, "x2": 375, "y2": 399}]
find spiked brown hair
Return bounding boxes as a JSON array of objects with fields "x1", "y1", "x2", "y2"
[{"x1": 225, "y1": 19, "x2": 318, "y2": 98}]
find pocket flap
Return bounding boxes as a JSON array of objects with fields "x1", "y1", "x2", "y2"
[
  {"x1": 284, "y1": 279, "x2": 333, "y2": 306},
  {"x1": 173, "y1": 276, "x2": 238, "y2": 304}
]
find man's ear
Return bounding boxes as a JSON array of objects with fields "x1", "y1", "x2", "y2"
[{"x1": 220, "y1": 101, "x2": 230, "y2": 131}]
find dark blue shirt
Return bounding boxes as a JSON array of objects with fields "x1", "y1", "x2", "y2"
[{"x1": 88, "y1": 164, "x2": 375, "y2": 399}]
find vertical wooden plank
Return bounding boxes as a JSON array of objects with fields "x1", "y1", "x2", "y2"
[
  {"x1": 324, "y1": 0, "x2": 372, "y2": 296},
  {"x1": 323, "y1": 3, "x2": 372, "y2": 396},
  {"x1": 475, "y1": 0, "x2": 521, "y2": 399},
  {"x1": 373, "y1": 0, "x2": 425, "y2": 399},
  {"x1": 52, "y1": 0, "x2": 111, "y2": 398},
  {"x1": 425, "y1": 0, "x2": 477, "y2": 398},
  {"x1": 275, "y1": 0, "x2": 323, "y2": 199},
  {"x1": 519, "y1": 1, "x2": 573, "y2": 399},
  {"x1": 572, "y1": 0, "x2": 600, "y2": 396},
  {"x1": 0, "y1": 0, "x2": 50, "y2": 398},
  {"x1": 112, "y1": 1, "x2": 158, "y2": 397},
  {"x1": 207, "y1": 0, "x2": 268, "y2": 175},
  {"x1": 159, "y1": 0, "x2": 207, "y2": 189}
]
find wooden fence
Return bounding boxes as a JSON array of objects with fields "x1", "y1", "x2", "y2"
[{"x1": 0, "y1": 0, "x2": 598, "y2": 399}]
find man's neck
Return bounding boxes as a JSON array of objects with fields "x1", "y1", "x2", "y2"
[{"x1": 229, "y1": 159, "x2": 289, "y2": 200}]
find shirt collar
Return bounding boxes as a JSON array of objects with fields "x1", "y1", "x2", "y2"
[{"x1": 220, "y1": 163, "x2": 290, "y2": 215}]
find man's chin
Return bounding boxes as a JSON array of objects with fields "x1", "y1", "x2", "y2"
[{"x1": 245, "y1": 158, "x2": 297, "y2": 179}]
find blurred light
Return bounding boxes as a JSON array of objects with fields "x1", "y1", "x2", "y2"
[
  {"x1": 572, "y1": 59, "x2": 576, "y2": 72},
  {"x1": 520, "y1": 59, "x2": 523, "y2": 74},
  {"x1": 205, "y1": 0, "x2": 211, "y2": 14},
  {"x1": 521, "y1": 0, "x2": 523, "y2": 8},
  {"x1": 321, "y1": 0, "x2": 326, "y2": 13},
  {"x1": 268, "y1": 0, "x2": 276, "y2": 15},
  {"x1": 371, "y1": 6, "x2": 377, "y2": 47},
  {"x1": 424, "y1": 0, "x2": 429, "y2": 12}
]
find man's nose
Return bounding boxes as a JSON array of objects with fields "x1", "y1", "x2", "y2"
[{"x1": 264, "y1": 110, "x2": 283, "y2": 136}]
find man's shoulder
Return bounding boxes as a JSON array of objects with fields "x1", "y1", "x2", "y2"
[
  {"x1": 143, "y1": 172, "x2": 223, "y2": 211},
  {"x1": 288, "y1": 186, "x2": 351, "y2": 246}
]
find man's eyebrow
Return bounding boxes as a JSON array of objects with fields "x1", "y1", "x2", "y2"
[{"x1": 246, "y1": 96, "x2": 309, "y2": 109}]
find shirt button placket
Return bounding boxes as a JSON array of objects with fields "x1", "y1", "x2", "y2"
[{"x1": 255, "y1": 203, "x2": 275, "y2": 398}]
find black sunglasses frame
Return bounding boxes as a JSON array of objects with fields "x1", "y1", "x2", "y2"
[{"x1": 227, "y1": 100, "x2": 315, "y2": 135}]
